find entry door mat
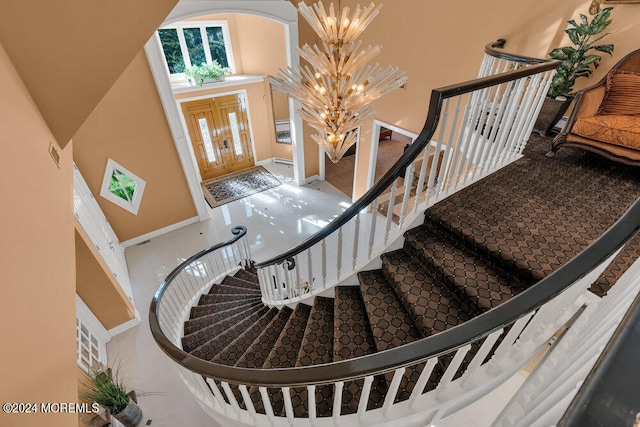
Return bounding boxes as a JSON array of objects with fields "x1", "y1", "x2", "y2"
[{"x1": 201, "y1": 166, "x2": 282, "y2": 208}]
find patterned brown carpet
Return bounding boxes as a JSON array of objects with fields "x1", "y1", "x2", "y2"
[{"x1": 179, "y1": 134, "x2": 640, "y2": 417}]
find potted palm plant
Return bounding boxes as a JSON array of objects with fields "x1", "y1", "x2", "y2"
[
  {"x1": 185, "y1": 61, "x2": 231, "y2": 86},
  {"x1": 534, "y1": 7, "x2": 614, "y2": 135},
  {"x1": 80, "y1": 366, "x2": 143, "y2": 427}
]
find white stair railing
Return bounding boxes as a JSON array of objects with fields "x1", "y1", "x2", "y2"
[
  {"x1": 255, "y1": 41, "x2": 556, "y2": 306},
  {"x1": 152, "y1": 226, "x2": 252, "y2": 348},
  {"x1": 150, "y1": 200, "x2": 640, "y2": 426}
]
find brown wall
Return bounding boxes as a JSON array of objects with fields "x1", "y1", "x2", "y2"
[
  {"x1": 0, "y1": 43, "x2": 77, "y2": 427},
  {"x1": 73, "y1": 52, "x2": 198, "y2": 243},
  {"x1": 0, "y1": 0, "x2": 178, "y2": 147},
  {"x1": 75, "y1": 13, "x2": 298, "y2": 241},
  {"x1": 75, "y1": 226, "x2": 135, "y2": 329},
  {"x1": 345, "y1": 0, "x2": 640, "y2": 198}
]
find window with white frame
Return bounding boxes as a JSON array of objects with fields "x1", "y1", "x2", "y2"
[
  {"x1": 100, "y1": 159, "x2": 146, "y2": 215},
  {"x1": 157, "y1": 20, "x2": 234, "y2": 83}
]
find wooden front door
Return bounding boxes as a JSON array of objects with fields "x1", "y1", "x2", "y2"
[{"x1": 182, "y1": 93, "x2": 254, "y2": 181}]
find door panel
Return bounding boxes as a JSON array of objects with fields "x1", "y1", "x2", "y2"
[
  {"x1": 214, "y1": 94, "x2": 254, "y2": 172},
  {"x1": 182, "y1": 94, "x2": 254, "y2": 180},
  {"x1": 182, "y1": 99, "x2": 228, "y2": 180}
]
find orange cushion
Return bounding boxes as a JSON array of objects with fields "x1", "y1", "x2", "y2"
[
  {"x1": 597, "y1": 70, "x2": 640, "y2": 116},
  {"x1": 572, "y1": 115, "x2": 640, "y2": 149}
]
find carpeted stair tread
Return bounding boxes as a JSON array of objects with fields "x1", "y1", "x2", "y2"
[
  {"x1": 296, "y1": 297, "x2": 335, "y2": 367},
  {"x1": 207, "y1": 283, "x2": 261, "y2": 296},
  {"x1": 404, "y1": 221, "x2": 530, "y2": 312},
  {"x1": 182, "y1": 303, "x2": 265, "y2": 353},
  {"x1": 191, "y1": 305, "x2": 270, "y2": 360},
  {"x1": 198, "y1": 292, "x2": 260, "y2": 305},
  {"x1": 380, "y1": 249, "x2": 475, "y2": 335},
  {"x1": 212, "y1": 308, "x2": 279, "y2": 366},
  {"x1": 290, "y1": 297, "x2": 335, "y2": 417},
  {"x1": 358, "y1": 270, "x2": 428, "y2": 402},
  {"x1": 221, "y1": 275, "x2": 260, "y2": 291},
  {"x1": 334, "y1": 286, "x2": 386, "y2": 414},
  {"x1": 233, "y1": 269, "x2": 260, "y2": 286},
  {"x1": 235, "y1": 306, "x2": 294, "y2": 368},
  {"x1": 358, "y1": 270, "x2": 423, "y2": 349},
  {"x1": 425, "y1": 139, "x2": 640, "y2": 284},
  {"x1": 189, "y1": 297, "x2": 261, "y2": 319},
  {"x1": 263, "y1": 304, "x2": 312, "y2": 369},
  {"x1": 250, "y1": 304, "x2": 312, "y2": 416},
  {"x1": 184, "y1": 300, "x2": 263, "y2": 335}
]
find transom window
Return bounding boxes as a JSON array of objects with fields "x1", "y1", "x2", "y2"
[
  {"x1": 100, "y1": 159, "x2": 146, "y2": 215},
  {"x1": 158, "y1": 20, "x2": 234, "y2": 82}
]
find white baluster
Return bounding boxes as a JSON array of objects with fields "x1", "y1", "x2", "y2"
[
  {"x1": 337, "y1": 227, "x2": 343, "y2": 281},
  {"x1": 206, "y1": 378, "x2": 230, "y2": 414},
  {"x1": 383, "y1": 367, "x2": 406, "y2": 415},
  {"x1": 398, "y1": 161, "x2": 415, "y2": 227},
  {"x1": 258, "y1": 387, "x2": 276, "y2": 422},
  {"x1": 307, "y1": 248, "x2": 314, "y2": 293},
  {"x1": 384, "y1": 180, "x2": 398, "y2": 244},
  {"x1": 333, "y1": 381, "x2": 344, "y2": 421},
  {"x1": 282, "y1": 387, "x2": 294, "y2": 423},
  {"x1": 409, "y1": 358, "x2": 438, "y2": 408},
  {"x1": 358, "y1": 376, "x2": 374, "y2": 420},
  {"x1": 239, "y1": 385, "x2": 258, "y2": 424},
  {"x1": 295, "y1": 255, "x2": 302, "y2": 297},
  {"x1": 352, "y1": 213, "x2": 360, "y2": 270},
  {"x1": 435, "y1": 344, "x2": 472, "y2": 394},
  {"x1": 307, "y1": 385, "x2": 317, "y2": 423},
  {"x1": 221, "y1": 382, "x2": 241, "y2": 415},
  {"x1": 322, "y1": 239, "x2": 327, "y2": 287},
  {"x1": 368, "y1": 198, "x2": 379, "y2": 258}
]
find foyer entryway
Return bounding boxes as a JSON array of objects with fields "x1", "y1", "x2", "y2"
[{"x1": 181, "y1": 93, "x2": 254, "y2": 180}]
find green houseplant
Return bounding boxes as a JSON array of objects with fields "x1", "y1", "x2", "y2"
[
  {"x1": 534, "y1": 7, "x2": 615, "y2": 135},
  {"x1": 80, "y1": 366, "x2": 143, "y2": 427},
  {"x1": 185, "y1": 61, "x2": 231, "y2": 86}
]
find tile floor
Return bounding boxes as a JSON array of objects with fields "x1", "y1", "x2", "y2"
[
  {"x1": 107, "y1": 162, "x2": 524, "y2": 426},
  {"x1": 107, "y1": 163, "x2": 353, "y2": 426}
]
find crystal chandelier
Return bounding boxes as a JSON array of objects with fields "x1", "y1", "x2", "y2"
[{"x1": 271, "y1": 1, "x2": 407, "y2": 163}]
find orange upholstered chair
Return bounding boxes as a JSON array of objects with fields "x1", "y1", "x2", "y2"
[{"x1": 547, "y1": 48, "x2": 640, "y2": 166}]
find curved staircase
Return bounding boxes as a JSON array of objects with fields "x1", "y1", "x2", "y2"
[
  {"x1": 177, "y1": 136, "x2": 640, "y2": 419},
  {"x1": 150, "y1": 42, "x2": 640, "y2": 425}
]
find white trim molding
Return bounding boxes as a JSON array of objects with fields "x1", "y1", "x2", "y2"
[
  {"x1": 99, "y1": 158, "x2": 147, "y2": 215},
  {"x1": 144, "y1": 1, "x2": 305, "y2": 222},
  {"x1": 367, "y1": 120, "x2": 419, "y2": 191},
  {"x1": 121, "y1": 216, "x2": 199, "y2": 248},
  {"x1": 108, "y1": 309, "x2": 142, "y2": 337}
]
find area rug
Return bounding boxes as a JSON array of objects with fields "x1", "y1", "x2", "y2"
[{"x1": 201, "y1": 166, "x2": 281, "y2": 208}]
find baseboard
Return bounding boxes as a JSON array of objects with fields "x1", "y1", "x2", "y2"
[
  {"x1": 256, "y1": 157, "x2": 294, "y2": 167},
  {"x1": 121, "y1": 216, "x2": 199, "y2": 248},
  {"x1": 108, "y1": 309, "x2": 141, "y2": 336},
  {"x1": 274, "y1": 157, "x2": 293, "y2": 165},
  {"x1": 304, "y1": 174, "x2": 321, "y2": 184}
]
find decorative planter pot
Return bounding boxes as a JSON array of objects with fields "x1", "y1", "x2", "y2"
[
  {"x1": 113, "y1": 399, "x2": 143, "y2": 427},
  {"x1": 533, "y1": 96, "x2": 573, "y2": 136},
  {"x1": 193, "y1": 75, "x2": 225, "y2": 86}
]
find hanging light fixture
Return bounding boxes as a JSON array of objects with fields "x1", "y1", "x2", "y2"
[{"x1": 271, "y1": 1, "x2": 407, "y2": 163}]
